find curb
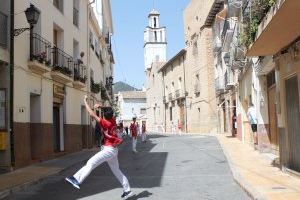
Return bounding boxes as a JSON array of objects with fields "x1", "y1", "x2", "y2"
[
  {"x1": 0, "y1": 150, "x2": 95, "y2": 199},
  {"x1": 217, "y1": 135, "x2": 267, "y2": 200}
]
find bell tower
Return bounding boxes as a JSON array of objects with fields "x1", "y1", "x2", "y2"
[{"x1": 144, "y1": 9, "x2": 167, "y2": 70}]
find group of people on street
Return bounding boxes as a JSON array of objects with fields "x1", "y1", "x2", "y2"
[
  {"x1": 129, "y1": 117, "x2": 147, "y2": 153},
  {"x1": 65, "y1": 95, "x2": 147, "y2": 199}
]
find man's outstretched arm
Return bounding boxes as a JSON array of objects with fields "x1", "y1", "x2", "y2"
[{"x1": 84, "y1": 95, "x2": 101, "y2": 122}]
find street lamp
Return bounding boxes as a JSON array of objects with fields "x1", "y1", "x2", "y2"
[
  {"x1": 13, "y1": 4, "x2": 40, "y2": 36},
  {"x1": 108, "y1": 76, "x2": 114, "y2": 85},
  {"x1": 13, "y1": 4, "x2": 40, "y2": 60}
]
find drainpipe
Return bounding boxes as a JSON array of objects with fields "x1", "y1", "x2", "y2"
[
  {"x1": 87, "y1": 0, "x2": 95, "y2": 148},
  {"x1": 162, "y1": 71, "x2": 166, "y2": 133},
  {"x1": 183, "y1": 54, "x2": 188, "y2": 133},
  {"x1": 9, "y1": 0, "x2": 15, "y2": 167}
]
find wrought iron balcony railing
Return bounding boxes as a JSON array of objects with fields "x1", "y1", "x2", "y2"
[
  {"x1": 74, "y1": 62, "x2": 86, "y2": 83},
  {"x1": 52, "y1": 47, "x2": 73, "y2": 77},
  {"x1": 31, "y1": 33, "x2": 52, "y2": 66}
]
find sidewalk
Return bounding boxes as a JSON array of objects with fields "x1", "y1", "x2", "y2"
[
  {"x1": 218, "y1": 134, "x2": 300, "y2": 200},
  {"x1": 0, "y1": 148, "x2": 98, "y2": 199}
]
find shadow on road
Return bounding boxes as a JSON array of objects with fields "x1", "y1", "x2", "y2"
[
  {"x1": 127, "y1": 190, "x2": 153, "y2": 200},
  {"x1": 5, "y1": 134, "x2": 168, "y2": 200}
]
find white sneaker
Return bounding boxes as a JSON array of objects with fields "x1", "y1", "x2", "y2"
[{"x1": 121, "y1": 191, "x2": 133, "y2": 199}]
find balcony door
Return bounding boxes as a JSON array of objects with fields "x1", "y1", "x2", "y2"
[{"x1": 53, "y1": 103, "x2": 64, "y2": 152}]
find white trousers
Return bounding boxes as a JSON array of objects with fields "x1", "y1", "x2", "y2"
[
  {"x1": 73, "y1": 146, "x2": 130, "y2": 192},
  {"x1": 141, "y1": 132, "x2": 146, "y2": 142},
  {"x1": 132, "y1": 138, "x2": 137, "y2": 151}
]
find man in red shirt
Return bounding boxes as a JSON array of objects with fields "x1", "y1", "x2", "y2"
[
  {"x1": 65, "y1": 95, "x2": 132, "y2": 199},
  {"x1": 130, "y1": 117, "x2": 138, "y2": 153}
]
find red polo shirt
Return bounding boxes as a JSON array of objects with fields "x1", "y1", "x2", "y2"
[
  {"x1": 99, "y1": 118, "x2": 122, "y2": 147},
  {"x1": 130, "y1": 122, "x2": 138, "y2": 139}
]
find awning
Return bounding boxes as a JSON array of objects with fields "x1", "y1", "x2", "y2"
[{"x1": 247, "y1": 0, "x2": 300, "y2": 56}]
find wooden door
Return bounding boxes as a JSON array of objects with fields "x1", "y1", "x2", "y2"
[
  {"x1": 285, "y1": 76, "x2": 300, "y2": 172},
  {"x1": 53, "y1": 105, "x2": 60, "y2": 152},
  {"x1": 179, "y1": 101, "x2": 185, "y2": 132},
  {"x1": 268, "y1": 86, "x2": 279, "y2": 153}
]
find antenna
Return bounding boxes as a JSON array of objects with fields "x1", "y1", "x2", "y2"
[{"x1": 153, "y1": 0, "x2": 155, "y2": 9}]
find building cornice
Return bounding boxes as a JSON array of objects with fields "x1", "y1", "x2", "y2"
[{"x1": 158, "y1": 49, "x2": 187, "y2": 72}]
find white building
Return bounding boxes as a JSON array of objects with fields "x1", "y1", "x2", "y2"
[
  {"x1": 0, "y1": 0, "x2": 115, "y2": 169},
  {"x1": 116, "y1": 91, "x2": 147, "y2": 126},
  {"x1": 144, "y1": 9, "x2": 167, "y2": 70},
  {"x1": 144, "y1": 9, "x2": 167, "y2": 132}
]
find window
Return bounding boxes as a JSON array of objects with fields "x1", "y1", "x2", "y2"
[
  {"x1": 155, "y1": 55, "x2": 159, "y2": 61},
  {"x1": 53, "y1": 0, "x2": 63, "y2": 13},
  {"x1": 154, "y1": 31, "x2": 157, "y2": 42},
  {"x1": 95, "y1": 40, "x2": 100, "y2": 58},
  {"x1": 170, "y1": 107, "x2": 172, "y2": 121},
  {"x1": 89, "y1": 31, "x2": 94, "y2": 50},
  {"x1": 73, "y1": 7, "x2": 79, "y2": 27},
  {"x1": 193, "y1": 41, "x2": 198, "y2": 55},
  {"x1": 140, "y1": 108, "x2": 146, "y2": 114},
  {"x1": 154, "y1": 18, "x2": 157, "y2": 28},
  {"x1": 267, "y1": 70, "x2": 276, "y2": 88},
  {"x1": 0, "y1": 11, "x2": 8, "y2": 48},
  {"x1": 90, "y1": 69, "x2": 94, "y2": 80}
]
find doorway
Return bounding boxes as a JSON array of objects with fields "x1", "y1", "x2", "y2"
[
  {"x1": 179, "y1": 100, "x2": 185, "y2": 132},
  {"x1": 53, "y1": 104, "x2": 61, "y2": 152},
  {"x1": 267, "y1": 85, "x2": 279, "y2": 153},
  {"x1": 285, "y1": 76, "x2": 300, "y2": 171}
]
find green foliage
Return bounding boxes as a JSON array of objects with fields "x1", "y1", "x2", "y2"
[
  {"x1": 112, "y1": 104, "x2": 120, "y2": 118},
  {"x1": 90, "y1": 79, "x2": 101, "y2": 94},
  {"x1": 240, "y1": 0, "x2": 276, "y2": 48},
  {"x1": 100, "y1": 83, "x2": 109, "y2": 100}
]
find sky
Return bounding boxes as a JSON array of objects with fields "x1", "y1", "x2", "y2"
[{"x1": 110, "y1": 0, "x2": 190, "y2": 89}]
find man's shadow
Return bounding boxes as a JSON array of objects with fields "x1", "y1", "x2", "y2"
[{"x1": 127, "y1": 190, "x2": 153, "y2": 200}]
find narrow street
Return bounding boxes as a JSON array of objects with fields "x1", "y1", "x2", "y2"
[{"x1": 3, "y1": 134, "x2": 250, "y2": 200}]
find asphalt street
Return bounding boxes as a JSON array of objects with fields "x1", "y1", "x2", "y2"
[{"x1": 3, "y1": 134, "x2": 250, "y2": 200}]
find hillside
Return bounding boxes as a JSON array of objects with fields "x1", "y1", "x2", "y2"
[{"x1": 113, "y1": 81, "x2": 138, "y2": 94}]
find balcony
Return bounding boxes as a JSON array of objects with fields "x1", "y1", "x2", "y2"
[
  {"x1": 163, "y1": 96, "x2": 167, "y2": 104},
  {"x1": 213, "y1": 36, "x2": 222, "y2": 52},
  {"x1": 73, "y1": 7, "x2": 79, "y2": 27},
  {"x1": 51, "y1": 47, "x2": 73, "y2": 84},
  {"x1": 214, "y1": 77, "x2": 225, "y2": 94},
  {"x1": 0, "y1": 11, "x2": 7, "y2": 48},
  {"x1": 90, "y1": 78, "x2": 100, "y2": 94},
  {"x1": 228, "y1": 0, "x2": 242, "y2": 17},
  {"x1": 28, "y1": 33, "x2": 52, "y2": 75},
  {"x1": 73, "y1": 62, "x2": 86, "y2": 89},
  {"x1": 224, "y1": 70, "x2": 235, "y2": 90},
  {"x1": 246, "y1": 0, "x2": 300, "y2": 56},
  {"x1": 175, "y1": 89, "x2": 185, "y2": 99},
  {"x1": 222, "y1": 18, "x2": 236, "y2": 52}
]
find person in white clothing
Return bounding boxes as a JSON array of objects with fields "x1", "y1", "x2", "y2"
[
  {"x1": 65, "y1": 95, "x2": 132, "y2": 199},
  {"x1": 130, "y1": 117, "x2": 138, "y2": 153},
  {"x1": 247, "y1": 102, "x2": 258, "y2": 148},
  {"x1": 141, "y1": 121, "x2": 147, "y2": 143}
]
